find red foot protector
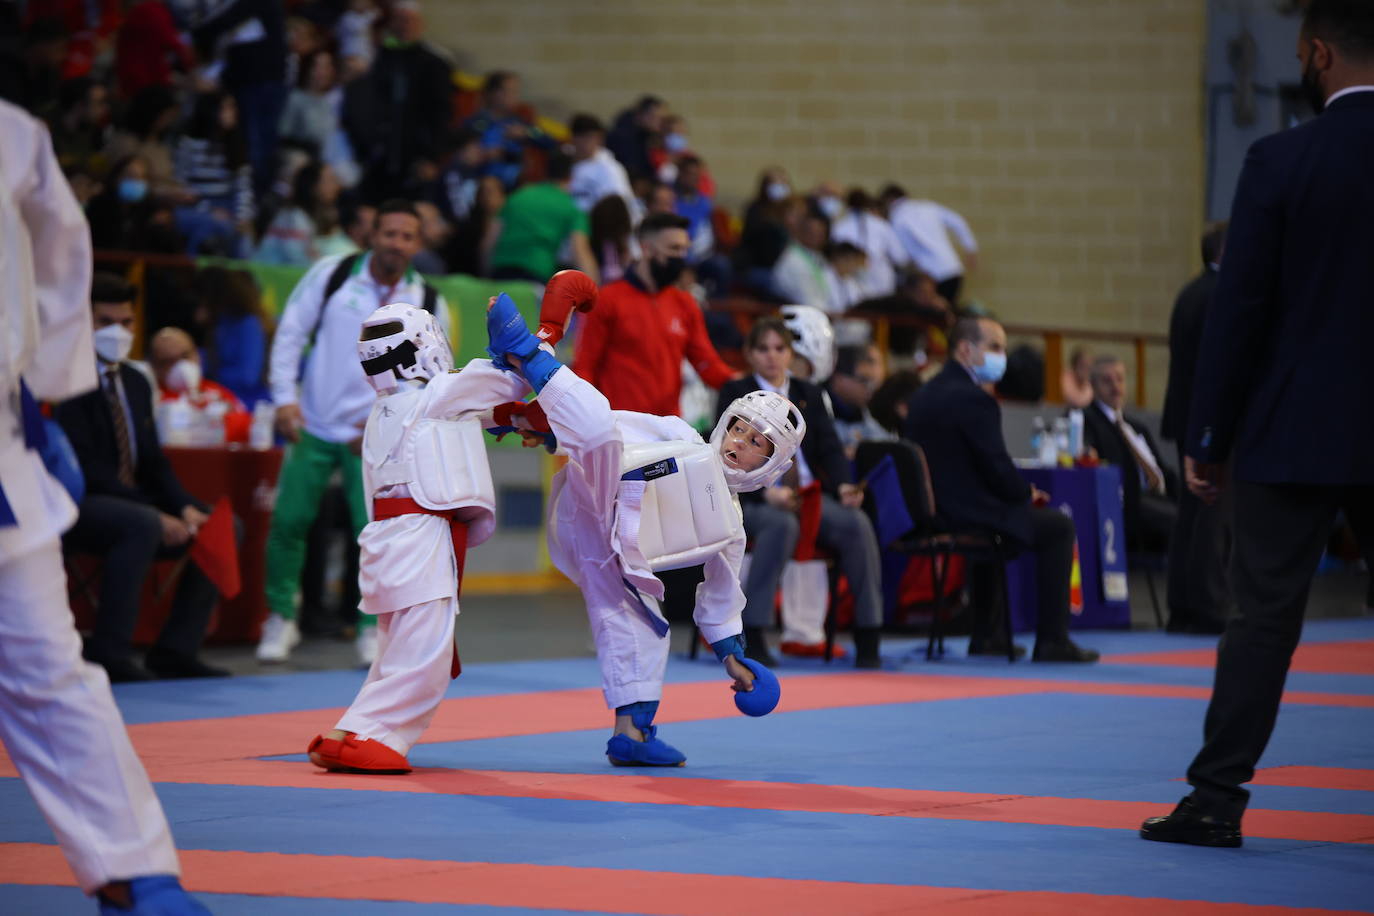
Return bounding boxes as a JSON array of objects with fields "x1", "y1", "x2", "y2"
[{"x1": 307, "y1": 733, "x2": 412, "y2": 774}]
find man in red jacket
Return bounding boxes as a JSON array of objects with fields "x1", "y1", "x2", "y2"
[{"x1": 573, "y1": 212, "x2": 738, "y2": 415}]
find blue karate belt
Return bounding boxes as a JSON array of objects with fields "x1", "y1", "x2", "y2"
[{"x1": 0, "y1": 380, "x2": 46, "y2": 527}]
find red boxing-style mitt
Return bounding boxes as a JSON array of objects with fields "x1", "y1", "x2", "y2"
[
  {"x1": 492, "y1": 399, "x2": 552, "y2": 433},
  {"x1": 537, "y1": 270, "x2": 599, "y2": 346}
]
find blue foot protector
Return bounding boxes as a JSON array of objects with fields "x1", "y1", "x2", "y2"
[
  {"x1": 733, "y1": 656, "x2": 780, "y2": 717},
  {"x1": 606, "y1": 725, "x2": 687, "y2": 767},
  {"x1": 99, "y1": 876, "x2": 211, "y2": 915},
  {"x1": 485, "y1": 292, "x2": 540, "y2": 368}
]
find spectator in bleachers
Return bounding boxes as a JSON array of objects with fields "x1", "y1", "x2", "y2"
[
  {"x1": 673, "y1": 154, "x2": 715, "y2": 263},
  {"x1": 485, "y1": 151, "x2": 597, "y2": 283},
  {"x1": 464, "y1": 70, "x2": 558, "y2": 190},
  {"x1": 903, "y1": 316, "x2": 1099, "y2": 662},
  {"x1": 278, "y1": 49, "x2": 359, "y2": 190},
  {"x1": 830, "y1": 342, "x2": 895, "y2": 449},
  {"x1": 644, "y1": 181, "x2": 677, "y2": 216},
  {"x1": 868, "y1": 368, "x2": 923, "y2": 437},
  {"x1": 735, "y1": 166, "x2": 793, "y2": 298},
  {"x1": 336, "y1": 0, "x2": 380, "y2": 76},
  {"x1": 148, "y1": 326, "x2": 247, "y2": 414},
  {"x1": 448, "y1": 174, "x2": 503, "y2": 276},
  {"x1": 1082, "y1": 354, "x2": 1178, "y2": 551},
  {"x1": 254, "y1": 160, "x2": 341, "y2": 265},
  {"x1": 568, "y1": 112, "x2": 637, "y2": 217},
  {"x1": 340, "y1": 198, "x2": 378, "y2": 252},
  {"x1": 607, "y1": 94, "x2": 666, "y2": 185},
  {"x1": 85, "y1": 154, "x2": 184, "y2": 253},
  {"x1": 260, "y1": 199, "x2": 448, "y2": 665},
  {"x1": 433, "y1": 127, "x2": 484, "y2": 227},
  {"x1": 590, "y1": 194, "x2": 637, "y2": 285},
  {"x1": 0, "y1": 17, "x2": 66, "y2": 121},
  {"x1": 196, "y1": 266, "x2": 271, "y2": 409},
  {"x1": 411, "y1": 200, "x2": 453, "y2": 274},
  {"x1": 55, "y1": 273, "x2": 234, "y2": 683},
  {"x1": 114, "y1": 0, "x2": 193, "y2": 101},
  {"x1": 831, "y1": 187, "x2": 909, "y2": 300},
  {"x1": 827, "y1": 241, "x2": 869, "y2": 313},
  {"x1": 49, "y1": 76, "x2": 111, "y2": 175},
  {"x1": 103, "y1": 85, "x2": 186, "y2": 202},
  {"x1": 772, "y1": 201, "x2": 837, "y2": 310},
  {"x1": 809, "y1": 179, "x2": 844, "y2": 221},
  {"x1": 283, "y1": 14, "x2": 327, "y2": 90},
  {"x1": 652, "y1": 113, "x2": 716, "y2": 197},
  {"x1": 573, "y1": 212, "x2": 736, "y2": 415},
  {"x1": 716, "y1": 318, "x2": 884, "y2": 669},
  {"x1": 1060, "y1": 345, "x2": 1095, "y2": 408},
  {"x1": 191, "y1": 0, "x2": 288, "y2": 194},
  {"x1": 344, "y1": 2, "x2": 453, "y2": 198},
  {"x1": 173, "y1": 90, "x2": 254, "y2": 256},
  {"x1": 882, "y1": 184, "x2": 979, "y2": 306}
]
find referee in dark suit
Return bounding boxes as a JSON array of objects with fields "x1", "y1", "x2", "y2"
[{"x1": 1142, "y1": 0, "x2": 1374, "y2": 848}]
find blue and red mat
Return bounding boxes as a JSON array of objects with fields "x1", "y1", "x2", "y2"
[{"x1": 4, "y1": 620, "x2": 1373, "y2": 914}]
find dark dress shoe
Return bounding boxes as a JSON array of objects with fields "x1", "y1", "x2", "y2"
[
  {"x1": 85, "y1": 651, "x2": 153, "y2": 683},
  {"x1": 1140, "y1": 796, "x2": 1242, "y2": 847},
  {"x1": 968, "y1": 639, "x2": 1026, "y2": 659},
  {"x1": 144, "y1": 648, "x2": 232, "y2": 679},
  {"x1": 1031, "y1": 639, "x2": 1100, "y2": 663}
]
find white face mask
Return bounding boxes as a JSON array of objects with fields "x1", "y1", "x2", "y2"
[
  {"x1": 817, "y1": 195, "x2": 842, "y2": 219},
  {"x1": 166, "y1": 358, "x2": 202, "y2": 394},
  {"x1": 766, "y1": 180, "x2": 790, "y2": 202},
  {"x1": 93, "y1": 324, "x2": 134, "y2": 364}
]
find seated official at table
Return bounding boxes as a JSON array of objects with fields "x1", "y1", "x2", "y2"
[
  {"x1": 902, "y1": 316, "x2": 1098, "y2": 663},
  {"x1": 1081, "y1": 354, "x2": 1177, "y2": 551},
  {"x1": 55, "y1": 273, "x2": 235, "y2": 683},
  {"x1": 148, "y1": 326, "x2": 247, "y2": 412}
]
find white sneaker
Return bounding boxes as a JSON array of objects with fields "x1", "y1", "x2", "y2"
[
  {"x1": 356, "y1": 626, "x2": 378, "y2": 667},
  {"x1": 256, "y1": 615, "x2": 300, "y2": 663}
]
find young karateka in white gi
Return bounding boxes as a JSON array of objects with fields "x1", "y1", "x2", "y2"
[
  {"x1": 0, "y1": 98, "x2": 209, "y2": 914},
  {"x1": 306, "y1": 302, "x2": 530, "y2": 774},
  {"x1": 485, "y1": 279, "x2": 805, "y2": 766}
]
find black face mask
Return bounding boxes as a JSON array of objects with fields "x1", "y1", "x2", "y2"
[
  {"x1": 649, "y1": 255, "x2": 686, "y2": 288},
  {"x1": 1301, "y1": 54, "x2": 1326, "y2": 115}
]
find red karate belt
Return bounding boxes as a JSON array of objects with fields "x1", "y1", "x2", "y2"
[{"x1": 372, "y1": 497, "x2": 469, "y2": 678}]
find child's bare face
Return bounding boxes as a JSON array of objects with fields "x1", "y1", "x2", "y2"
[{"x1": 720, "y1": 418, "x2": 773, "y2": 472}]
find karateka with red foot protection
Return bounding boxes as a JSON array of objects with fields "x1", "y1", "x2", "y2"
[
  {"x1": 485, "y1": 274, "x2": 799, "y2": 766},
  {"x1": 306, "y1": 302, "x2": 532, "y2": 774}
]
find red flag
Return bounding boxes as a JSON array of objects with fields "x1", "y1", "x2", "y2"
[{"x1": 190, "y1": 496, "x2": 240, "y2": 599}]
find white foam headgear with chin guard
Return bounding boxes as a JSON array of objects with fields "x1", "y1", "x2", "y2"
[
  {"x1": 780, "y1": 304, "x2": 836, "y2": 382},
  {"x1": 709, "y1": 389, "x2": 806, "y2": 493},
  {"x1": 357, "y1": 302, "x2": 453, "y2": 392}
]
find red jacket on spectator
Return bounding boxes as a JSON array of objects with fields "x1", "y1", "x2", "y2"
[
  {"x1": 115, "y1": 0, "x2": 192, "y2": 100},
  {"x1": 572, "y1": 270, "x2": 734, "y2": 417}
]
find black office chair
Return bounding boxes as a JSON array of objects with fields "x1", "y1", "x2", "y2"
[{"x1": 855, "y1": 440, "x2": 1017, "y2": 662}]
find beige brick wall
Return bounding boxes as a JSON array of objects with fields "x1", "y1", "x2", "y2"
[{"x1": 429, "y1": 0, "x2": 1205, "y2": 403}]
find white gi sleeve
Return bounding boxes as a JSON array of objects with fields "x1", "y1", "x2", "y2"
[
  {"x1": 693, "y1": 529, "x2": 747, "y2": 645},
  {"x1": 420, "y1": 358, "x2": 530, "y2": 420}
]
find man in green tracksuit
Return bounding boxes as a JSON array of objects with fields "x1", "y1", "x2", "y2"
[{"x1": 260, "y1": 199, "x2": 449, "y2": 664}]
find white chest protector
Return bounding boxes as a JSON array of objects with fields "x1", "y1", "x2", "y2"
[
  {"x1": 364, "y1": 389, "x2": 497, "y2": 545},
  {"x1": 616, "y1": 439, "x2": 742, "y2": 572}
]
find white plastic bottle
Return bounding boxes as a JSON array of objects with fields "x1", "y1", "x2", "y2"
[
  {"x1": 250, "y1": 401, "x2": 275, "y2": 450},
  {"x1": 1067, "y1": 409, "x2": 1085, "y2": 459}
]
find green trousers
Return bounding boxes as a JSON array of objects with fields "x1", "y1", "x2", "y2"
[{"x1": 264, "y1": 430, "x2": 371, "y2": 628}]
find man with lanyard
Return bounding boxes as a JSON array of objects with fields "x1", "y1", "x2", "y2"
[{"x1": 259, "y1": 198, "x2": 449, "y2": 665}]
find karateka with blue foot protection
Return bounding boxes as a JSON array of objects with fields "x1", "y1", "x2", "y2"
[{"x1": 484, "y1": 277, "x2": 803, "y2": 765}]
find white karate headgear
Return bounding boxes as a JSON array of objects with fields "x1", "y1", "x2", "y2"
[
  {"x1": 357, "y1": 303, "x2": 452, "y2": 392},
  {"x1": 710, "y1": 390, "x2": 807, "y2": 493},
  {"x1": 780, "y1": 304, "x2": 836, "y2": 383}
]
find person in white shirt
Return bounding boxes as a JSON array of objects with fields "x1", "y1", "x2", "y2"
[
  {"x1": 831, "y1": 188, "x2": 910, "y2": 300},
  {"x1": 882, "y1": 183, "x2": 979, "y2": 305},
  {"x1": 0, "y1": 98, "x2": 210, "y2": 915},
  {"x1": 484, "y1": 280, "x2": 800, "y2": 766},
  {"x1": 568, "y1": 113, "x2": 640, "y2": 222},
  {"x1": 772, "y1": 205, "x2": 837, "y2": 312},
  {"x1": 260, "y1": 199, "x2": 451, "y2": 666}
]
